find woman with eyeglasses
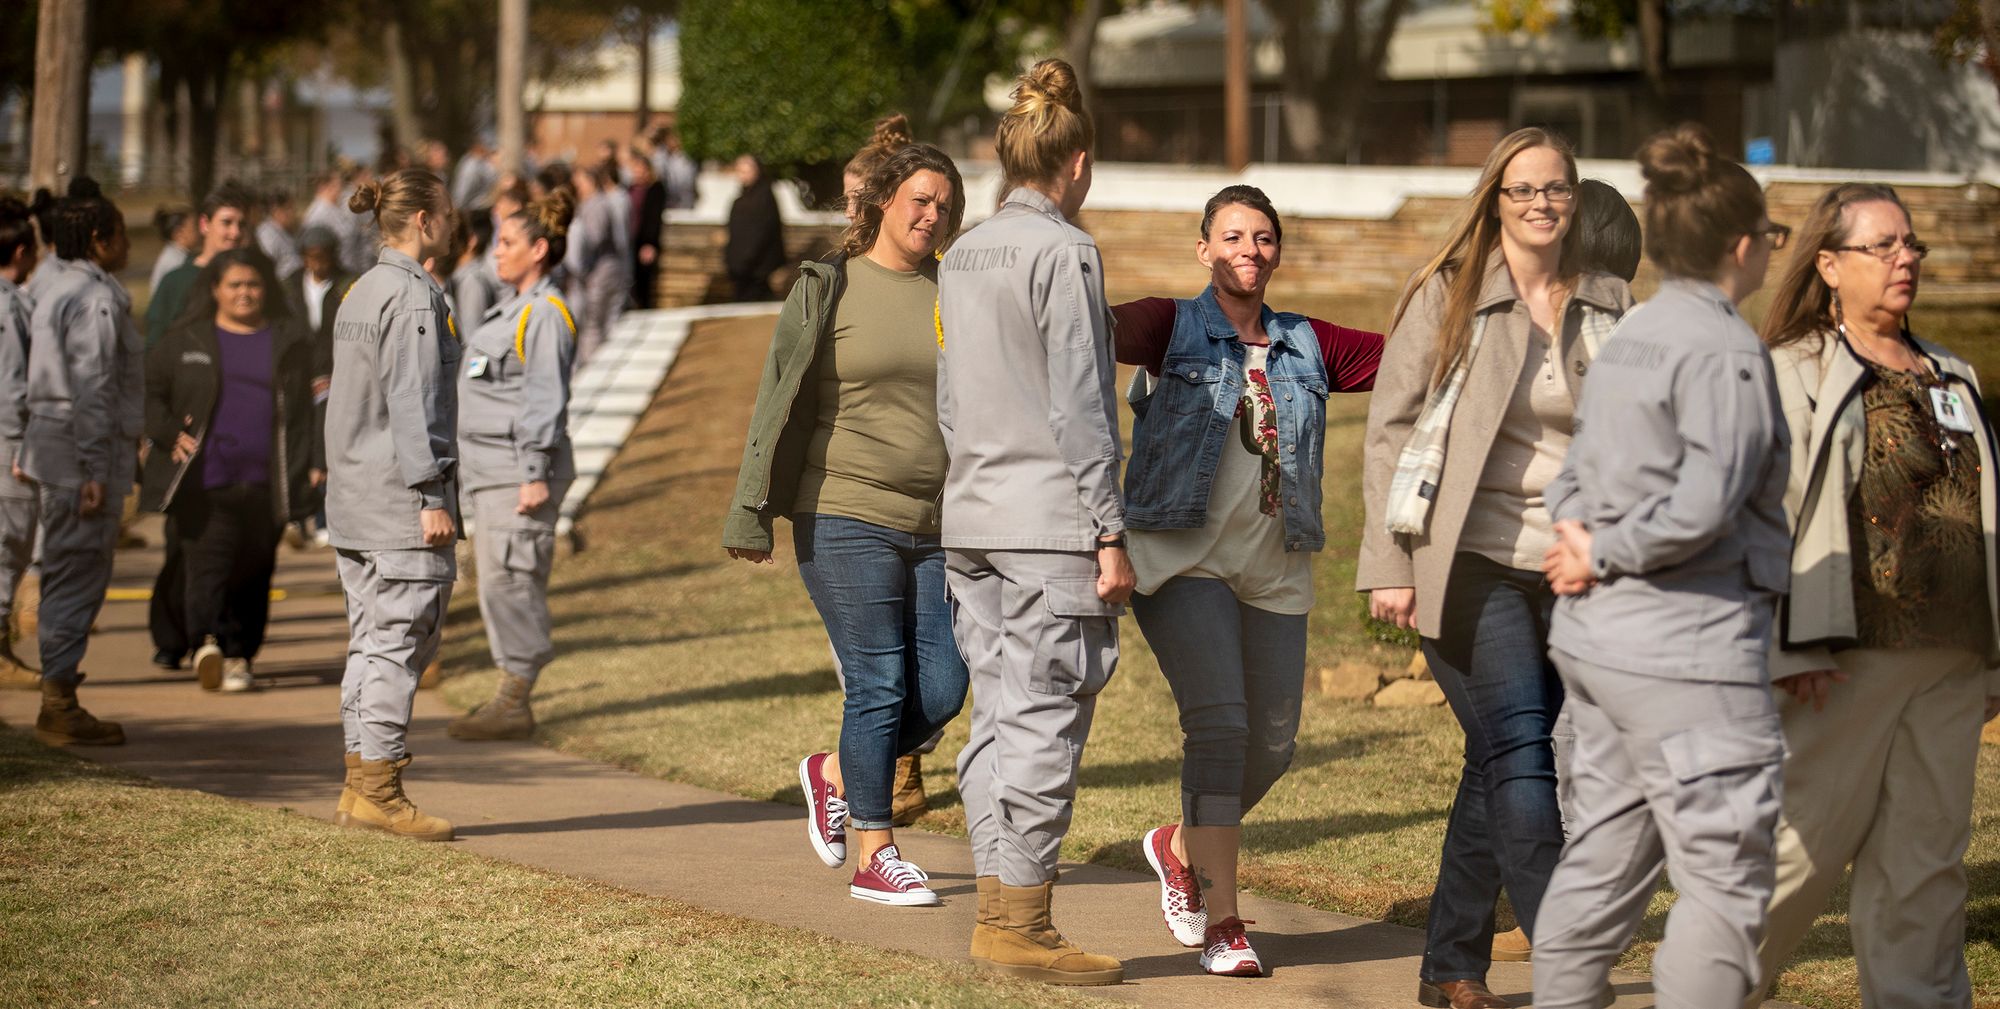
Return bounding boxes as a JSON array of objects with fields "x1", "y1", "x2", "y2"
[
  {"x1": 1533, "y1": 123, "x2": 1794, "y2": 1009},
  {"x1": 1740, "y1": 185, "x2": 1998, "y2": 1009},
  {"x1": 1357, "y1": 128, "x2": 1632, "y2": 1009}
]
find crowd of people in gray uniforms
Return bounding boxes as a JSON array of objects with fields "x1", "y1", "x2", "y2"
[{"x1": 725, "y1": 57, "x2": 1997, "y2": 1009}]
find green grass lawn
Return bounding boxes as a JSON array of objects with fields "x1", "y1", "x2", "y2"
[
  {"x1": 0, "y1": 726, "x2": 1093, "y2": 1009},
  {"x1": 439, "y1": 303, "x2": 2000, "y2": 1009}
]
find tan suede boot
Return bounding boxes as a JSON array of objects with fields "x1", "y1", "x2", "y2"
[
  {"x1": 889, "y1": 753, "x2": 928, "y2": 826},
  {"x1": 0, "y1": 641, "x2": 39, "y2": 690},
  {"x1": 982, "y1": 881, "x2": 1123, "y2": 986},
  {"x1": 35, "y1": 675, "x2": 125, "y2": 746},
  {"x1": 446, "y1": 673, "x2": 535, "y2": 740},
  {"x1": 348, "y1": 756, "x2": 454, "y2": 841},
  {"x1": 1491, "y1": 925, "x2": 1531, "y2": 962},
  {"x1": 13, "y1": 571, "x2": 38, "y2": 642},
  {"x1": 334, "y1": 752, "x2": 362, "y2": 826},
  {"x1": 968, "y1": 876, "x2": 1003, "y2": 962},
  {"x1": 417, "y1": 658, "x2": 444, "y2": 690}
]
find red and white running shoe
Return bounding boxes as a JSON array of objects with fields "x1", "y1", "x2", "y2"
[
  {"x1": 849, "y1": 844, "x2": 941, "y2": 906},
  {"x1": 799, "y1": 753, "x2": 847, "y2": 867},
  {"x1": 1199, "y1": 917, "x2": 1262, "y2": 977},
  {"x1": 1142, "y1": 824, "x2": 1207, "y2": 947}
]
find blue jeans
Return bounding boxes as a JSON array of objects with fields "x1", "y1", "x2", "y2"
[
  {"x1": 1420, "y1": 553, "x2": 1565, "y2": 983},
  {"x1": 793, "y1": 514, "x2": 969, "y2": 831},
  {"x1": 1132, "y1": 576, "x2": 1307, "y2": 827}
]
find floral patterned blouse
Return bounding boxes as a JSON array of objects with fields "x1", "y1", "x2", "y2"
[{"x1": 1846, "y1": 362, "x2": 1992, "y2": 653}]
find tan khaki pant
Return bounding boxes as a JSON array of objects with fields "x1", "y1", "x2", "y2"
[{"x1": 1750, "y1": 647, "x2": 1986, "y2": 1009}]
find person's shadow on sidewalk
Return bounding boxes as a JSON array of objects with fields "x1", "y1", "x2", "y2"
[
  {"x1": 453, "y1": 799, "x2": 793, "y2": 837},
  {"x1": 1113, "y1": 920, "x2": 1417, "y2": 980}
]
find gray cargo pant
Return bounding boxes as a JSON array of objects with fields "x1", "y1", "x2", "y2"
[
  {"x1": 949, "y1": 548, "x2": 1120, "y2": 886},
  {"x1": 1534, "y1": 649, "x2": 1785, "y2": 1009},
  {"x1": 0, "y1": 490, "x2": 38, "y2": 630},
  {"x1": 337, "y1": 545, "x2": 455, "y2": 761},
  {"x1": 36, "y1": 485, "x2": 116, "y2": 686},
  {"x1": 471, "y1": 483, "x2": 567, "y2": 683}
]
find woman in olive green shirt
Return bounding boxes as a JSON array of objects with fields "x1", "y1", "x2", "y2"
[{"x1": 723, "y1": 145, "x2": 969, "y2": 908}]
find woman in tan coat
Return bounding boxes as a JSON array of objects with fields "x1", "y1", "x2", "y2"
[
  {"x1": 1749, "y1": 183, "x2": 2000, "y2": 1009},
  {"x1": 1357, "y1": 128, "x2": 1632, "y2": 1009}
]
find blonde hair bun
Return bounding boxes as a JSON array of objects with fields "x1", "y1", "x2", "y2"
[
  {"x1": 1010, "y1": 58, "x2": 1083, "y2": 120},
  {"x1": 532, "y1": 189, "x2": 576, "y2": 239},
  {"x1": 870, "y1": 114, "x2": 912, "y2": 151},
  {"x1": 1638, "y1": 123, "x2": 1719, "y2": 197}
]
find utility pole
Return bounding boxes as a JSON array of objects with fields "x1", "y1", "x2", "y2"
[
  {"x1": 498, "y1": 0, "x2": 528, "y2": 173},
  {"x1": 1224, "y1": 0, "x2": 1250, "y2": 171},
  {"x1": 29, "y1": 0, "x2": 90, "y2": 193}
]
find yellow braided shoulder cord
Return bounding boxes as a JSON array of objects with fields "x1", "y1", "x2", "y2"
[
  {"x1": 518, "y1": 295, "x2": 580, "y2": 362},
  {"x1": 446, "y1": 312, "x2": 457, "y2": 341},
  {"x1": 933, "y1": 247, "x2": 946, "y2": 350}
]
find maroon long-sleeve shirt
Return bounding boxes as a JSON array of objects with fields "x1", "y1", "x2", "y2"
[{"x1": 1110, "y1": 297, "x2": 1383, "y2": 392}]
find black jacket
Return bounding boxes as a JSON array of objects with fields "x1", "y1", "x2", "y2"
[
  {"x1": 284, "y1": 268, "x2": 354, "y2": 381},
  {"x1": 140, "y1": 313, "x2": 319, "y2": 523},
  {"x1": 724, "y1": 179, "x2": 787, "y2": 283},
  {"x1": 632, "y1": 180, "x2": 667, "y2": 256}
]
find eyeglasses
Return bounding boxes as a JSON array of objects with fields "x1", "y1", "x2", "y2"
[
  {"x1": 1833, "y1": 237, "x2": 1929, "y2": 262},
  {"x1": 1756, "y1": 223, "x2": 1791, "y2": 250},
  {"x1": 1499, "y1": 182, "x2": 1575, "y2": 203}
]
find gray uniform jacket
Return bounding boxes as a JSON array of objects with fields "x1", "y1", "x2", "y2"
[
  {"x1": 936, "y1": 186, "x2": 1124, "y2": 552},
  {"x1": 324, "y1": 247, "x2": 462, "y2": 550},
  {"x1": 21, "y1": 258, "x2": 143, "y2": 495},
  {"x1": 22, "y1": 255, "x2": 70, "y2": 304},
  {"x1": 0, "y1": 275, "x2": 31, "y2": 489},
  {"x1": 458, "y1": 275, "x2": 576, "y2": 492},
  {"x1": 453, "y1": 253, "x2": 508, "y2": 335},
  {"x1": 1545, "y1": 278, "x2": 1791, "y2": 683}
]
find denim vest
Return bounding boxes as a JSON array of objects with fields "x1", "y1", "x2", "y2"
[{"x1": 1125, "y1": 288, "x2": 1327, "y2": 551}]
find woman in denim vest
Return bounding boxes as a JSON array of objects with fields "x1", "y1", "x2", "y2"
[{"x1": 1113, "y1": 186, "x2": 1382, "y2": 977}]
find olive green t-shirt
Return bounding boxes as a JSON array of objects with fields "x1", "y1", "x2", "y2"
[{"x1": 791, "y1": 255, "x2": 947, "y2": 534}]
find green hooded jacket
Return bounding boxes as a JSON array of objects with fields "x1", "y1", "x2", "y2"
[{"x1": 721, "y1": 254, "x2": 848, "y2": 553}]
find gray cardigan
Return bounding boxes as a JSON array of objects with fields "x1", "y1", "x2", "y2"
[
  {"x1": 935, "y1": 186, "x2": 1124, "y2": 552},
  {"x1": 1545, "y1": 278, "x2": 1791, "y2": 683}
]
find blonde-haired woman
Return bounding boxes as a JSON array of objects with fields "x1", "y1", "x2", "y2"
[
  {"x1": 1744, "y1": 183, "x2": 1999, "y2": 1009},
  {"x1": 1357, "y1": 127, "x2": 1632, "y2": 1009},
  {"x1": 937, "y1": 58, "x2": 1128, "y2": 987},
  {"x1": 724, "y1": 144, "x2": 970, "y2": 908},
  {"x1": 326, "y1": 168, "x2": 460, "y2": 842},
  {"x1": 447, "y1": 190, "x2": 580, "y2": 743}
]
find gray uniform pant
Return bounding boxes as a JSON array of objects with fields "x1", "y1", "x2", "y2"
[
  {"x1": 471, "y1": 483, "x2": 567, "y2": 683},
  {"x1": 949, "y1": 548, "x2": 1119, "y2": 887},
  {"x1": 0, "y1": 491, "x2": 39, "y2": 628},
  {"x1": 577, "y1": 261, "x2": 627, "y2": 367},
  {"x1": 36, "y1": 485, "x2": 116, "y2": 685},
  {"x1": 338, "y1": 546, "x2": 455, "y2": 761},
  {"x1": 1533, "y1": 650, "x2": 1785, "y2": 1009}
]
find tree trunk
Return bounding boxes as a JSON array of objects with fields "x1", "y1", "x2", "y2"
[
  {"x1": 636, "y1": 14, "x2": 654, "y2": 133},
  {"x1": 1065, "y1": 0, "x2": 1108, "y2": 131},
  {"x1": 186, "y1": 65, "x2": 228, "y2": 203},
  {"x1": 498, "y1": 0, "x2": 527, "y2": 173},
  {"x1": 1979, "y1": 0, "x2": 2000, "y2": 101},
  {"x1": 1320, "y1": 0, "x2": 1409, "y2": 164},
  {"x1": 1224, "y1": 0, "x2": 1251, "y2": 170},
  {"x1": 28, "y1": 0, "x2": 88, "y2": 193},
  {"x1": 384, "y1": 17, "x2": 422, "y2": 159},
  {"x1": 1637, "y1": 0, "x2": 1671, "y2": 133},
  {"x1": 1266, "y1": 0, "x2": 1324, "y2": 160}
]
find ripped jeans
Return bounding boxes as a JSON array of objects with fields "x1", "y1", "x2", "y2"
[{"x1": 1132, "y1": 576, "x2": 1307, "y2": 827}]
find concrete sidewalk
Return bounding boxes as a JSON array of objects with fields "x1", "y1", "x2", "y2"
[{"x1": 0, "y1": 524, "x2": 1796, "y2": 1008}]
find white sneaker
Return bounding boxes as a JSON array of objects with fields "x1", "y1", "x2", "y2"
[
  {"x1": 311, "y1": 528, "x2": 331, "y2": 548},
  {"x1": 194, "y1": 639, "x2": 224, "y2": 692},
  {"x1": 220, "y1": 657, "x2": 256, "y2": 693},
  {"x1": 1143, "y1": 824, "x2": 1208, "y2": 947},
  {"x1": 1199, "y1": 917, "x2": 1262, "y2": 977}
]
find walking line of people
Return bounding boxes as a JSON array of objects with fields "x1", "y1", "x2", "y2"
[{"x1": 719, "y1": 59, "x2": 1998, "y2": 1007}]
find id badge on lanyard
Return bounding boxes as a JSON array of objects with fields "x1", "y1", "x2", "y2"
[{"x1": 1931, "y1": 386, "x2": 1977, "y2": 433}]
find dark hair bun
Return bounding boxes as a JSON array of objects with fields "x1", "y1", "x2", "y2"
[
  {"x1": 347, "y1": 181, "x2": 382, "y2": 215},
  {"x1": 1638, "y1": 123, "x2": 1720, "y2": 197}
]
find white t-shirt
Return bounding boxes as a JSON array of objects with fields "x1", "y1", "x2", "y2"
[
  {"x1": 1130, "y1": 344, "x2": 1315, "y2": 614},
  {"x1": 302, "y1": 273, "x2": 333, "y2": 333}
]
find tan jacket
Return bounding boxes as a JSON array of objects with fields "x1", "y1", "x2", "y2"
[
  {"x1": 1357, "y1": 258, "x2": 1634, "y2": 637},
  {"x1": 1770, "y1": 330, "x2": 2000, "y2": 686}
]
